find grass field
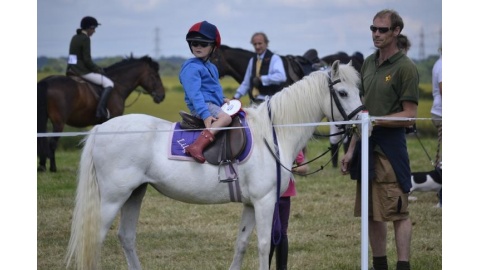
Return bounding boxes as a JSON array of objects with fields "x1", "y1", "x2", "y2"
[{"x1": 37, "y1": 138, "x2": 441, "y2": 270}]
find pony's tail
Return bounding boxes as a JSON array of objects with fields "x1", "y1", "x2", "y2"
[
  {"x1": 37, "y1": 80, "x2": 48, "y2": 158},
  {"x1": 65, "y1": 126, "x2": 101, "y2": 270}
]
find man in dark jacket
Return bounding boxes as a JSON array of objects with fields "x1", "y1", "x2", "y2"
[{"x1": 233, "y1": 32, "x2": 287, "y2": 105}]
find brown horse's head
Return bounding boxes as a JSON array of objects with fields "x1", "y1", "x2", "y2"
[
  {"x1": 105, "y1": 55, "x2": 166, "y2": 104},
  {"x1": 210, "y1": 45, "x2": 255, "y2": 84},
  {"x1": 136, "y1": 56, "x2": 166, "y2": 103}
]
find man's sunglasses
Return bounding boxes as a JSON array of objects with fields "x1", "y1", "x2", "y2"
[
  {"x1": 190, "y1": 41, "x2": 212, "y2": 48},
  {"x1": 370, "y1": 25, "x2": 394, "y2": 34}
]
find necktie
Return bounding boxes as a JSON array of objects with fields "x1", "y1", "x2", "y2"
[{"x1": 252, "y1": 57, "x2": 262, "y2": 98}]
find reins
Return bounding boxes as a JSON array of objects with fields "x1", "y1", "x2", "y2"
[
  {"x1": 124, "y1": 89, "x2": 142, "y2": 108},
  {"x1": 410, "y1": 124, "x2": 437, "y2": 168},
  {"x1": 263, "y1": 126, "x2": 356, "y2": 176}
]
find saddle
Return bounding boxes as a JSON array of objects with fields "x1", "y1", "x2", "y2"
[
  {"x1": 178, "y1": 111, "x2": 247, "y2": 165},
  {"x1": 66, "y1": 70, "x2": 103, "y2": 97},
  {"x1": 303, "y1": 49, "x2": 329, "y2": 71}
]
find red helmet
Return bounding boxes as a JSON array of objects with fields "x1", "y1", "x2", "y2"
[{"x1": 186, "y1": 21, "x2": 221, "y2": 48}]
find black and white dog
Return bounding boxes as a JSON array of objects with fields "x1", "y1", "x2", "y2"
[{"x1": 408, "y1": 163, "x2": 442, "y2": 204}]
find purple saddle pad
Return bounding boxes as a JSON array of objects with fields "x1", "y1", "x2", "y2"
[{"x1": 168, "y1": 111, "x2": 253, "y2": 163}]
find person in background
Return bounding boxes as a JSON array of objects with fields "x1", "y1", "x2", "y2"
[
  {"x1": 431, "y1": 47, "x2": 442, "y2": 208},
  {"x1": 67, "y1": 16, "x2": 114, "y2": 121},
  {"x1": 340, "y1": 9, "x2": 419, "y2": 270},
  {"x1": 397, "y1": 34, "x2": 411, "y2": 53},
  {"x1": 329, "y1": 125, "x2": 349, "y2": 168},
  {"x1": 179, "y1": 21, "x2": 231, "y2": 163},
  {"x1": 233, "y1": 32, "x2": 287, "y2": 105},
  {"x1": 269, "y1": 150, "x2": 308, "y2": 270}
]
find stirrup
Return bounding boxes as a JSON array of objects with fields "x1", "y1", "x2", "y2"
[{"x1": 218, "y1": 160, "x2": 238, "y2": 183}]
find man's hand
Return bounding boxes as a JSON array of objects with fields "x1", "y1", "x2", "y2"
[{"x1": 252, "y1": 77, "x2": 262, "y2": 88}]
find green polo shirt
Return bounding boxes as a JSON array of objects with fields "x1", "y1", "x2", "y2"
[{"x1": 360, "y1": 51, "x2": 419, "y2": 116}]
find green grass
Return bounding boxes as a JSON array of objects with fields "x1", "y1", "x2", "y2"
[{"x1": 37, "y1": 137, "x2": 441, "y2": 270}]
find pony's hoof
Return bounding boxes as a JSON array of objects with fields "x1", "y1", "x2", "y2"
[{"x1": 37, "y1": 166, "x2": 47, "y2": 172}]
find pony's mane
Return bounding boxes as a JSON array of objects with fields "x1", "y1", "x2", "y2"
[
  {"x1": 106, "y1": 55, "x2": 159, "y2": 72},
  {"x1": 244, "y1": 63, "x2": 359, "y2": 145}
]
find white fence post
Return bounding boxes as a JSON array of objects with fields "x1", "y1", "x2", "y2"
[{"x1": 360, "y1": 111, "x2": 370, "y2": 270}]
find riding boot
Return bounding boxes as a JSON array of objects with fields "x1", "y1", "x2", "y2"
[
  {"x1": 96, "y1": 86, "x2": 113, "y2": 119},
  {"x1": 330, "y1": 143, "x2": 339, "y2": 168},
  {"x1": 275, "y1": 235, "x2": 288, "y2": 270},
  {"x1": 185, "y1": 130, "x2": 215, "y2": 163}
]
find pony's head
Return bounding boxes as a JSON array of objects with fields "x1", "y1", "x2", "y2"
[{"x1": 320, "y1": 60, "x2": 363, "y2": 123}]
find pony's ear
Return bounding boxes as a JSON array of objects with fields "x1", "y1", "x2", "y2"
[{"x1": 331, "y1": 60, "x2": 340, "y2": 78}]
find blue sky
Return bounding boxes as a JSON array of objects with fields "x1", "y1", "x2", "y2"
[{"x1": 37, "y1": 0, "x2": 442, "y2": 60}]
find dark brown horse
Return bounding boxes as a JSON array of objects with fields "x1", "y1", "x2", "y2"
[
  {"x1": 211, "y1": 45, "x2": 311, "y2": 86},
  {"x1": 37, "y1": 55, "x2": 166, "y2": 172},
  {"x1": 211, "y1": 45, "x2": 364, "y2": 85},
  {"x1": 312, "y1": 50, "x2": 364, "y2": 73},
  {"x1": 211, "y1": 45, "x2": 255, "y2": 84}
]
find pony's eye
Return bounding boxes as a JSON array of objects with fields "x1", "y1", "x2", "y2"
[{"x1": 338, "y1": 90, "x2": 348, "y2": 97}]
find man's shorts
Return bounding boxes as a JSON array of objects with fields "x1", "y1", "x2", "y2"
[{"x1": 354, "y1": 152, "x2": 410, "y2": 222}]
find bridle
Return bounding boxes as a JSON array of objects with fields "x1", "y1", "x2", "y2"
[{"x1": 328, "y1": 76, "x2": 365, "y2": 123}]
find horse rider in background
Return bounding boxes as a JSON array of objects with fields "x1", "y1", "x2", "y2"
[{"x1": 67, "y1": 16, "x2": 114, "y2": 121}]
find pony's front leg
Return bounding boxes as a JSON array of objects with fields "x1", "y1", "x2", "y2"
[{"x1": 229, "y1": 204, "x2": 256, "y2": 270}]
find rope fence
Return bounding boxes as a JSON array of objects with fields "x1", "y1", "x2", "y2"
[{"x1": 36, "y1": 116, "x2": 435, "y2": 138}]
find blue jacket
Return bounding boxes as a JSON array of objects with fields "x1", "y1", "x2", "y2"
[{"x1": 179, "y1": 58, "x2": 224, "y2": 120}]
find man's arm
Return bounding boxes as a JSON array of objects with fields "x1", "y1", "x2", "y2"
[
  {"x1": 374, "y1": 100, "x2": 418, "y2": 128},
  {"x1": 233, "y1": 58, "x2": 254, "y2": 99},
  {"x1": 260, "y1": 54, "x2": 287, "y2": 85}
]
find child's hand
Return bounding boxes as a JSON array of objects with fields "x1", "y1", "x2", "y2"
[{"x1": 203, "y1": 116, "x2": 217, "y2": 128}]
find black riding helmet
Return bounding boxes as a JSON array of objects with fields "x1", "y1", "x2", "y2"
[
  {"x1": 81, "y1": 16, "x2": 101, "y2": 29},
  {"x1": 186, "y1": 21, "x2": 221, "y2": 56}
]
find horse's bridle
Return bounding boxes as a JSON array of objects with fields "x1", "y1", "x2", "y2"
[{"x1": 328, "y1": 77, "x2": 365, "y2": 123}]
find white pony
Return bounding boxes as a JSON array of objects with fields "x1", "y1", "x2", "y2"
[{"x1": 66, "y1": 60, "x2": 363, "y2": 270}]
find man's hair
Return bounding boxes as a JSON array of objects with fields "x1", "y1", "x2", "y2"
[
  {"x1": 374, "y1": 9, "x2": 404, "y2": 33},
  {"x1": 250, "y1": 32, "x2": 269, "y2": 44}
]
